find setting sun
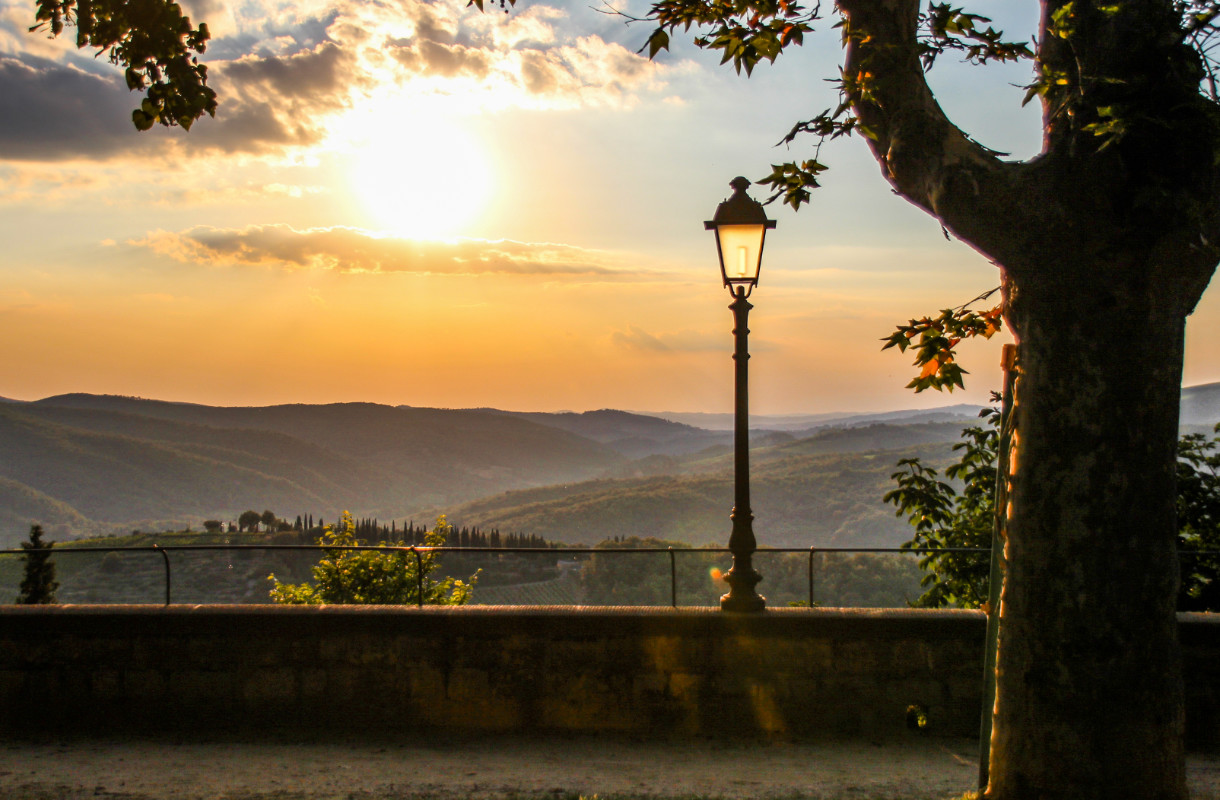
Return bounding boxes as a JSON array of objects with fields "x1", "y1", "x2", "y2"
[{"x1": 344, "y1": 107, "x2": 494, "y2": 240}]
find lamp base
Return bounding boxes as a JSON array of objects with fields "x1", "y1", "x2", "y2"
[
  {"x1": 720, "y1": 591, "x2": 766, "y2": 613},
  {"x1": 720, "y1": 555, "x2": 765, "y2": 612}
]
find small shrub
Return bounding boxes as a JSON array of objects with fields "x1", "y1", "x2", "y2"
[
  {"x1": 268, "y1": 512, "x2": 477, "y2": 605},
  {"x1": 99, "y1": 551, "x2": 124, "y2": 574}
]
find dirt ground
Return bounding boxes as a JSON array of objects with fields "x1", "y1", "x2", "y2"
[{"x1": 2, "y1": 735, "x2": 1219, "y2": 800}]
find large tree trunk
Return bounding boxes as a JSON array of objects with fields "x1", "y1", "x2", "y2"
[
  {"x1": 830, "y1": 1, "x2": 1220, "y2": 795},
  {"x1": 987, "y1": 263, "x2": 1189, "y2": 799}
]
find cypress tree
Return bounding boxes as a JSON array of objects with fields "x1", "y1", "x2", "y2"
[{"x1": 16, "y1": 524, "x2": 58, "y2": 605}]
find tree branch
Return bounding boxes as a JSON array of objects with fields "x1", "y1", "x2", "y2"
[{"x1": 836, "y1": 0, "x2": 1043, "y2": 266}]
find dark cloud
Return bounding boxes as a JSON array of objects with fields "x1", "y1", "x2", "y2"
[
  {"x1": 187, "y1": 100, "x2": 299, "y2": 151},
  {"x1": 0, "y1": 40, "x2": 355, "y2": 161},
  {"x1": 384, "y1": 3, "x2": 490, "y2": 79},
  {"x1": 0, "y1": 57, "x2": 145, "y2": 161},
  {"x1": 411, "y1": 5, "x2": 457, "y2": 46},
  {"x1": 175, "y1": 42, "x2": 355, "y2": 152},
  {"x1": 390, "y1": 39, "x2": 491, "y2": 78},
  {"x1": 135, "y1": 224, "x2": 623, "y2": 276},
  {"x1": 220, "y1": 42, "x2": 347, "y2": 99},
  {"x1": 518, "y1": 50, "x2": 562, "y2": 95}
]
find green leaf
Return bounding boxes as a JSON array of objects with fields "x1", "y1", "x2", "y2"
[{"x1": 646, "y1": 28, "x2": 670, "y2": 59}]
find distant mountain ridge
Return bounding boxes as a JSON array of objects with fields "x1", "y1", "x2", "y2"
[
  {"x1": 470, "y1": 408, "x2": 732, "y2": 458},
  {"x1": 1, "y1": 383, "x2": 1215, "y2": 547},
  {"x1": 446, "y1": 438, "x2": 960, "y2": 548},
  {"x1": 0, "y1": 396, "x2": 626, "y2": 544},
  {"x1": 1181, "y1": 381, "x2": 1220, "y2": 427},
  {"x1": 648, "y1": 404, "x2": 986, "y2": 432}
]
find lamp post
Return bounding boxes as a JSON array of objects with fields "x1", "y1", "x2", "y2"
[{"x1": 705, "y1": 176, "x2": 775, "y2": 613}]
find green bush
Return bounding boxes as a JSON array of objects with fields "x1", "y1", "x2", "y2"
[
  {"x1": 888, "y1": 407, "x2": 1220, "y2": 610},
  {"x1": 268, "y1": 512, "x2": 477, "y2": 605}
]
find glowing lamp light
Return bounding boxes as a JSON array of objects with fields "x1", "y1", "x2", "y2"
[{"x1": 704, "y1": 177, "x2": 776, "y2": 291}]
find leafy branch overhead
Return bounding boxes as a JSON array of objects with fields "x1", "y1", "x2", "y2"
[
  {"x1": 30, "y1": 0, "x2": 216, "y2": 130},
  {"x1": 466, "y1": 0, "x2": 516, "y2": 12},
  {"x1": 622, "y1": 1, "x2": 1033, "y2": 209},
  {"x1": 624, "y1": 0, "x2": 1220, "y2": 209},
  {"x1": 881, "y1": 287, "x2": 1003, "y2": 393}
]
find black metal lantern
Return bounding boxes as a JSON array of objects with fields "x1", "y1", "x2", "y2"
[{"x1": 704, "y1": 177, "x2": 776, "y2": 292}]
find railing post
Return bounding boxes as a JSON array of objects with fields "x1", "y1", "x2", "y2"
[
  {"x1": 668, "y1": 547, "x2": 676, "y2": 607},
  {"x1": 410, "y1": 547, "x2": 424, "y2": 607},
  {"x1": 808, "y1": 546, "x2": 817, "y2": 608},
  {"x1": 154, "y1": 544, "x2": 171, "y2": 605}
]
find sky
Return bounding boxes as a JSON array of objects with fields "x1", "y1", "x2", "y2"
[{"x1": 1, "y1": 0, "x2": 1218, "y2": 415}]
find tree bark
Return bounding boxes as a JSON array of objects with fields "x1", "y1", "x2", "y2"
[{"x1": 989, "y1": 263, "x2": 1189, "y2": 799}]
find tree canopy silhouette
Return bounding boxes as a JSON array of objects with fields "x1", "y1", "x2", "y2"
[{"x1": 30, "y1": 0, "x2": 215, "y2": 129}]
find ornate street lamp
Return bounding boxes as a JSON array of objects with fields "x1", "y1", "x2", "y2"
[{"x1": 705, "y1": 176, "x2": 775, "y2": 613}]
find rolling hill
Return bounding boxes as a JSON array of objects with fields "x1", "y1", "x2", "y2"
[
  {"x1": 0, "y1": 397, "x2": 627, "y2": 545},
  {"x1": 2, "y1": 383, "x2": 1215, "y2": 548},
  {"x1": 1181, "y1": 382, "x2": 1220, "y2": 427},
  {"x1": 445, "y1": 438, "x2": 959, "y2": 548},
  {"x1": 475, "y1": 408, "x2": 732, "y2": 458}
]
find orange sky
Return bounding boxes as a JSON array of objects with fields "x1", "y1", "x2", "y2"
[{"x1": 1, "y1": 0, "x2": 1218, "y2": 414}]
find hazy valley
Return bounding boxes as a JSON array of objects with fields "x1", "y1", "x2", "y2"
[{"x1": 1, "y1": 383, "x2": 1218, "y2": 551}]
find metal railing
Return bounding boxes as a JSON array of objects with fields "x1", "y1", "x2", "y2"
[
  {"x1": 5, "y1": 543, "x2": 1218, "y2": 608},
  {"x1": 1, "y1": 543, "x2": 986, "y2": 607}
]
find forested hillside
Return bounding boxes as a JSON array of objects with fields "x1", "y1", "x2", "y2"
[
  {"x1": 448, "y1": 442, "x2": 957, "y2": 548},
  {"x1": 1, "y1": 386, "x2": 1214, "y2": 549},
  {"x1": 0, "y1": 397, "x2": 624, "y2": 544}
]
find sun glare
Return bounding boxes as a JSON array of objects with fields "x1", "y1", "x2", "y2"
[{"x1": 345, "y1": 108, "x2": 494, "y2": 240}]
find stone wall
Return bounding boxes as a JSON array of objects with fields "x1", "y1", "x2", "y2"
[{"x1": 0, "y1": 605, "x2": 1215, "y2": 743}]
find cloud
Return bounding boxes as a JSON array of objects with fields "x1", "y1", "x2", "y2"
[
  {"x1": 220, "y1": 41, "x2": 349, "y2": 99},
  {"x1": 0, "y1": 56, "x2": 143, "y2": 160},
  {"x1": 189, "y1": 41, "x2": 359, "y2": 152},
  {"x1": 0, "y1": 43, "x2": 353, "y2": 160},
  {"x1": 612, "y1": 326, "x2": 670, "y2": 352},
  {"x1": 0, "y1": 0, "x2": 684, "y2": 163},
  {"x1": 0, "y1": 162, "x2": 108, "y2": 204},
  {"x1": 389, "y1": 37, "x2": 492, "y2": 79},
  {"x1": 376, "y1": 2, "x2": 669, "y2": 109},
  {"x1": 612, "y1": 326, "x2": 722, "y2": 353},
  {"x1": 130, "y1": 224, "x2": 632, "y2": 276}
]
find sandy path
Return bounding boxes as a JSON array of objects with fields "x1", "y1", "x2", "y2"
[{"x1": 2, "y1": 735, "x2": 1218, "y2": 800}]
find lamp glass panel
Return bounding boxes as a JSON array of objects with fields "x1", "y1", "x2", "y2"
[{"x1": 715, "y1": 224, "x2": 765, "y2": 283}]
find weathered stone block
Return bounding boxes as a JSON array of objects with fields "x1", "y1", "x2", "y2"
[
  {"x1": 242, "y1": 667, "x2": 297, "y2": 703},
  {"x1": 299, "y1": 668, "x2": 327, "y2": 699}
]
